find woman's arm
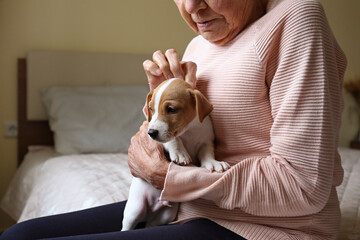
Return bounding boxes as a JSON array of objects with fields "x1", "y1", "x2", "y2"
[{"x1": 159, "y1": 1, "x2": 346, "y2": 217}]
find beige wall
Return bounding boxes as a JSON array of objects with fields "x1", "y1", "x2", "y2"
[
  {"x1": 0, "y1": 0, "x2": 359, "y2": 230},
  {"x1": 0, "y1": 0, "x2": 195, "y2": 230},
  {"x1": 319, "y1": 0, "x2": 360, "y2": 147}
]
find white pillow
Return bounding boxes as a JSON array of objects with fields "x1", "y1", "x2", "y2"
[{"x1": 41, "y1": 85, "x2": 149, "y2": 154}]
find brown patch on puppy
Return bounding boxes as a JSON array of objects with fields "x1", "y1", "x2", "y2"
[
  {"x1": 157, "y1": 79, "x2": 197, "y2": 137},
  {"x1": 145, "y1": 90, "x2": 153, "y2": 122}
]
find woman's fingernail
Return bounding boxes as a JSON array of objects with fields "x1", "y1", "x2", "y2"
[
  {"x1": 167, "y1": 74, "x2": 174, "y2": 79},
  {"x1": 154, "y1": 69, "x2": 162, "y2": 75}
]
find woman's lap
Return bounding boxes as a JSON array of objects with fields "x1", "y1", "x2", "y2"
[
  {"x1": 1, "y1": 202, "x2": 125, "y2": 240},
  {"x1": 0, "y1": 201, "x2": 244, "y2": 240}
]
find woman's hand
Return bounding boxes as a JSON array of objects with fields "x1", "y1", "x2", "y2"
[
  {"x1": 128, "y1": 121, "x2": 170, "y2": 190},
  {"x1": 143, "y1": 49, "x2": 197, "y2": 90}
]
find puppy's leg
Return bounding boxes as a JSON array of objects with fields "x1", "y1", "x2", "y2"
[
  {"x1": 163, "y1": 138, "x2": 191, "y2": 165},
  {"x1": 198, "y1": 143, "x2": 230, "y2": 173},
  {"x1": 146, "y1": 203, "x2": 179, "y2": 228},
  {"x1": 121, "y1": 178, "x2": 149, "y2": 231}
]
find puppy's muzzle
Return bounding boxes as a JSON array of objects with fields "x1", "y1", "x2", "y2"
[{"x1": 148, "y1": 129, "x2": 159, "y2": 140}]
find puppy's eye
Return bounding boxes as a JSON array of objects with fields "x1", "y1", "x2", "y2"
[
  {"x1": 149, "y1": 105, "x2": 153, "y2": 113},
  {"x1": 167, "y1": 107, "x2": 178, "y2": 114}
]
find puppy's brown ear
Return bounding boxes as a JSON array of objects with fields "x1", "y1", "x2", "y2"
[
  {"x1": 143, "y1": 90, "x2": 153, "y2": 122},
  {"x1": 190, "y1": 89, "x2": 213, "y2": 122}
]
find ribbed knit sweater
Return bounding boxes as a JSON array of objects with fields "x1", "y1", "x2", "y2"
[{"x1": 159, "y1": 0, "x2": 347, "y2": 239}]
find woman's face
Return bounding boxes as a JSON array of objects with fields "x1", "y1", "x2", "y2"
[{"x1": 174, "y1": 0, "x2": 263, "y2": 45}]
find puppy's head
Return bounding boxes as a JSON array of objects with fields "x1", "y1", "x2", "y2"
[{"x1": 145, "y1": 78, "x2": 213, "y2": 143}]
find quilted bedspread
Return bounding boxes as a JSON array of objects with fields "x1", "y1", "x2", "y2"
[{"x1": 1, "y1": 148, "x2": 132, "y2": 222}]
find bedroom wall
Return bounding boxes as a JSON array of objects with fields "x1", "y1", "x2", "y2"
[
  {"x1": 0, "y1": 0, "x2": 359, "y2": 231},
  {"x1": 319, "y1": 0, "x2": 360, "y2": 148},
  {"x1": 0, "y1": 0, "x2": 196, "y2": 231}
]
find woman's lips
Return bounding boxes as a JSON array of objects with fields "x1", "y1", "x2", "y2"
[{"x1": 196, "y1": 19, "x2": 214, "y2": 30}]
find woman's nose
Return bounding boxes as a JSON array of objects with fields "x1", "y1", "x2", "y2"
[{"x1": 185, "y1": 0, "x2": 207, "y2": 14}]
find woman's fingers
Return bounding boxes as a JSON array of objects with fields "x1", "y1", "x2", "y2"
[
  {"x1": 127, "y1": 122, "x2": 152, "y2": 179},
  {"x1": 143, "y1": 49, "x2": 197, "y2": 90},
  {"x1": 153, "y1": 50, "x2": 174, "y2": 80},
  {"x1": 165, "y1": 49, "x2": 184, "y2": 79},
  {"x1": 143, "y1": 59, "x2": 165, "y2": 90},
  {"x1": 143, "y1": 59, "x2": 162, "y2": 77},
  {"x1": 127, "y1": 121, "x2": 169, "y2": 189}
]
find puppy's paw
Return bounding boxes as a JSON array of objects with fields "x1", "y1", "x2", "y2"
[
  {"x1": 201, "y1": 159, "x2": 230, "y2": 173},
  {"x1": 169, "y1": 150, "x2": 191, "y2": 166}
]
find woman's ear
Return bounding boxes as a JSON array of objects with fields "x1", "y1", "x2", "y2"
[
  {"x1": 189, "y1": 89, "x2": 213, "y2": 122},
  {"x1": 143, "y1": 90, "x2": 153, "y2": 122}
]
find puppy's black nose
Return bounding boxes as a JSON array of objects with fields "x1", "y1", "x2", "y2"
[{"x1": 148, "y1": 129, "x2": 159, "y2": 139}]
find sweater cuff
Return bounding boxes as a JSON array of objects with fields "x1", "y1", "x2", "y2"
[
  {"x1": 160, "y1": 162, "x2": 224, "y2": 203},
  {"x1": 160, "y1": 161, "x2": 175, "y2": 201}
]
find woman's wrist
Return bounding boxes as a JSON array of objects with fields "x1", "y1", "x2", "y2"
[{"x1": 149, "y1": 160, "x2": 170, "y2": 190}]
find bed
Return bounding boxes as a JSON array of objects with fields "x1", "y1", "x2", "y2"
[
  {"x1": 1, "y1": 51, "x2": 359, "y2": 240},
  {"x1": 2, "y1": 50, "x2": 149, "y2": 222}
]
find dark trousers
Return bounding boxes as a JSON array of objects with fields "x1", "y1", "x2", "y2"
[{"x1": 0, "y1": 201, "x2": 245, "y2": 240}]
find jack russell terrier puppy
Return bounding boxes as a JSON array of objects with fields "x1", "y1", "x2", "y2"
[{"x1": 121, "y1": 78, "x2": 230, "y2": 231}]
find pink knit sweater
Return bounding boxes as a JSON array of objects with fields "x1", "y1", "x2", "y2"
[{"x1": 160, "y1": 0, "x2": 347, "y2": 239}]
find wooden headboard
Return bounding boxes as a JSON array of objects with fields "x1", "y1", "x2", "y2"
[
  {"x1": 17, "y1": 51, "x2": 150, "y2": 166},
  {"x1": 17, "y1": 58, "x2": 53, "y2": 165}
]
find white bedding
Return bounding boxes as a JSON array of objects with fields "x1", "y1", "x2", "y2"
[
  {"x1": 1, "y1": 147, "x2": 132, "y2": 223},
  {"x1": 337, "y1": 147, "x2": 360, "y2": 240},
  {"x1": 0, "y1": 147, "x2": 59, "y2": 220},
  {"x1": 1, "y1": 147, "x2": 359, "y2": 239}
]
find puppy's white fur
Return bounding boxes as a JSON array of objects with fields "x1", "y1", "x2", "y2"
[{"x1": 121, "y1": 79, "x2": 230, "y2": 231}]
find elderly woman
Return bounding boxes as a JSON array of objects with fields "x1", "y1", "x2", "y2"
[{"x1": 1, "y1": 0, "x2": 346, "y2": 239}]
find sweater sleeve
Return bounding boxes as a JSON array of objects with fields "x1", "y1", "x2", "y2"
[{"x1": 160, "y1": 0, "x2": 346, "y2": 217}]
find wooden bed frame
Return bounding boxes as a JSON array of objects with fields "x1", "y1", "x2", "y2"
[{"x1": 17, "y1": 58, "x2": 53, "y2": 165}]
